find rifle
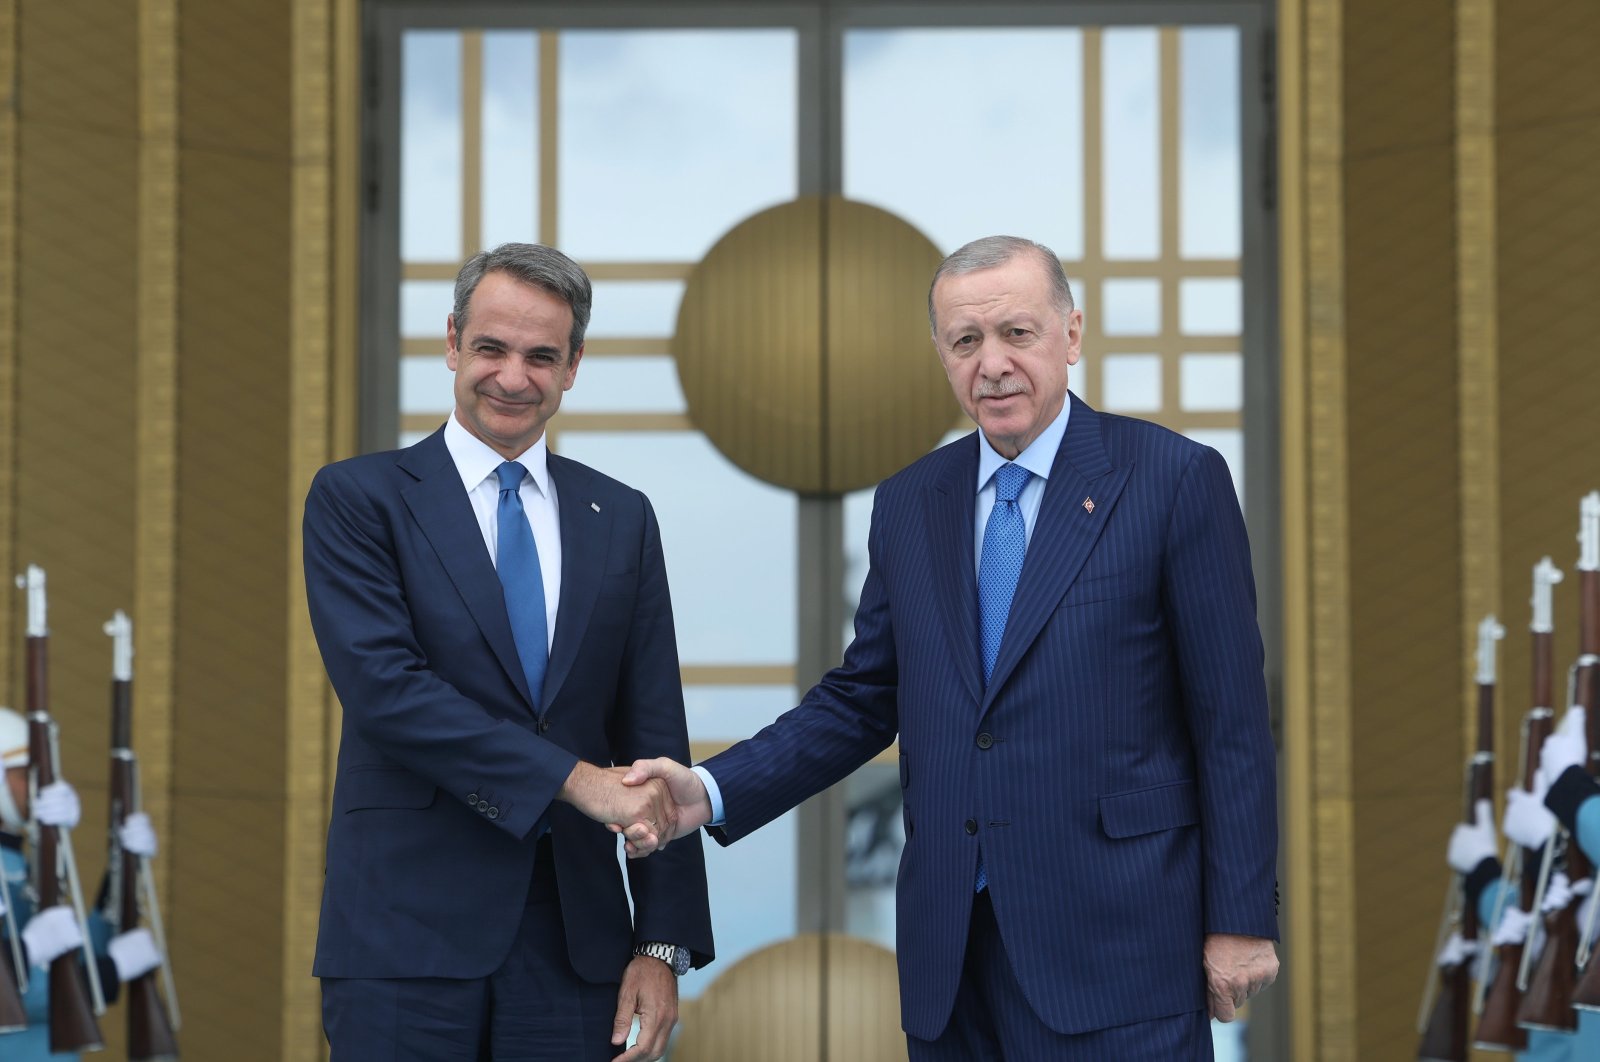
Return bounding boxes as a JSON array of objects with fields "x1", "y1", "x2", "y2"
[
  {"x1": 0, "y1": 805, "x2": 25, "y2": 1032},
  {"x1": 18, "y1": 564, "x2": 105, "y2": 1052},
  {"x1": 105, "y1": 610, "x2": 180, "y2": 1059},
  {"x1": 1474, "y1": 558, "x2": 1562, "y2": 1050},
  {"x1": 1417, "y1": 614, "x2": 1504, "y2": 1060},
  {"x1": 1568, "y1": 492, "x2": 1600, "y2": 1010},
  {"x1": 1517, "y1": 503, "x2": 1597, "y2": 1033}
]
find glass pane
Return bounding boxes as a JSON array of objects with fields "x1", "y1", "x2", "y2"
[
  {"x1": 1101, "y1": 354, "x2": 1162, "y2": 412},
  {"x1": 683, "y1": 685, "x2": 801, "y2": 744},
  {"x1": 1101, "y1": 278, "x2": 1161, "y2": 335},
  {"x1": 589, "y1": 280, "x2": 685, "y2": 338},
  {"x1": 402, "y1": 31, "x2": 463, "y2": 261},
  {"x1": 400, "y1": 355, "x2": 454, "y2": 414},
  {"x1": 401, "y1": 279, "x2": 455, "y2": 338},
  {"x1": 679, "y1": 809, "x2": 799, "y2": 1001},
  {"x1": 1180, "y1": 28, "x2": 1241, "y2": 259},
  {"x1": 844, "y1": 29, "x2": 1084, "y2": 257},
  {"x1": 1102, "y1": 28, "x2": 1160, "y2": 260},
  {"x1": 844, "y1": 763, "x2": 902, "y2": 952},
  {"x1": 559, "y1": 30, "x2": 798, "y2": 260},
  {"x1": 1180, "y1": 353, "x2": 1242, "y2": 412},
  {"x1": 481, "y1": 31, "x2": 539, "y2": 248},
  {"x1": 560, "y1": 356, "x2": 686, "y2": 414},
  {"x1": 1180, "y1": 277, "x2": 1242, "y2": 335},
  {"x1": 552, "y1": 432, "x2": 796, "y2": 664},
  {"x1": 1186, "y1": 427, "x2": 1244, "y2": 503}
]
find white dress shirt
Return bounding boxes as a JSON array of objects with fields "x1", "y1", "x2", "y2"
[
  {"x1": 693, "y1": 400, "x2": 1073, "y2": 826},
  {"x1": 443, "y1": 413, "x2": 561, "y2": 652}
]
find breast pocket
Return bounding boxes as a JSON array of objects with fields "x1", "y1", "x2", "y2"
[
  {"x1": 1098, "y1": 779, "x2": 1199, "y2": 838},
  {"x1": 339, "y1": 767, "x2": 438, "y2": 812},
  {"x1": 1061, "y1": 568, "x2": 1142, "y2": 609}
]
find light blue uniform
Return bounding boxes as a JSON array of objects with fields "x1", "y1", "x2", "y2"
[{"x1": 0, "y1": 840, "x2": 111, "y2": 1061}]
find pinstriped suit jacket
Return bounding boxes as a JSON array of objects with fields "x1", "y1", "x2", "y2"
[{"x1": 703, "y1": 394, "x2": 1278, "y2": 1038}]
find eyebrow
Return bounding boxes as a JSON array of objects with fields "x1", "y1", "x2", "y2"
[{"x1": 472, "y1": 333, "x2": 564, "y2": 357}]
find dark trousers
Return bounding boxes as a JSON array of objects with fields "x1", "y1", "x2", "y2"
[
  {"x1": 322, "y1": 838, "x2": 624, "y2": 1062},
  {"x1": 907, "y1": 889, "x2": 1214, "y2": 1062}
]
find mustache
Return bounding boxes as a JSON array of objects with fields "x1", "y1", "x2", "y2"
[{"x1": 974, "y1": 379, "x2": 1028, "y2": 400}]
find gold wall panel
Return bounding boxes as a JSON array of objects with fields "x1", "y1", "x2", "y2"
[
  {"x1": 674, "y1": 933, "x2": 905, "y2": 1062},
  {"x1": 673, "y1": 197, "x2": 953, "y2": 496}
]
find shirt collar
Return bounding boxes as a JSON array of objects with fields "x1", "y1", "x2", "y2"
[
  {"x1": 976, "y1": 395, "x2": 1071, "y2": 494},
  {"x1": 443, "y1": 411, "x2": 551, "y2": 498}
]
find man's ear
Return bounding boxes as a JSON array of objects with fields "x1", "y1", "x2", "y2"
[{"x1": 446, "y1": 314, "x2": 460, "y2": 370}]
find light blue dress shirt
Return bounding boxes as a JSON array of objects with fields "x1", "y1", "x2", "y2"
[{"x1": 691, "y1": 400, "x2": 1073, "y2": 827}]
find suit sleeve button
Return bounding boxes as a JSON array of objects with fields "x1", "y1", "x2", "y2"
[
  {"x1": 477, "y1": 800, "x2": 490, "y2": 813},
  {"x1": 487, "y1": 807, "x2": 500, "y2": 820},
  {"x1": 976, "y1": 733, "x2": 994, "y2": 749},
  {"x1": 964, "y1": 819, "x2": 978, "y2": 835},
  {"x1": 466, "y1": 793, "x2": 479, "y2": 804}
]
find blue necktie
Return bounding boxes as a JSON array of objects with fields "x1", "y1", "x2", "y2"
[
  {"x1": 495, "y1": 461, "x2": 548, "y2": 709},
  {"x1": 975, "y1": 462, "x2": 1031, "y2": 892}
]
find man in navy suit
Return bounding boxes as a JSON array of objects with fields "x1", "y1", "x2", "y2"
[
  {"x1": 303, "y1": 244, "x2": 712, "y2": 1061},
  {"x1": 624, "y1": 236, "x2": 1278, "y2": 1059}
]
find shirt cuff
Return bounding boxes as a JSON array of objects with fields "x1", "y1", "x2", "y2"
[{"x1": 690, "y1": 765, "x2": 726, "y2": 827}]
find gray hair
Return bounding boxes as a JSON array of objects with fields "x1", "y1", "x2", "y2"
[
  {"x1": 927, "y1": 235, "x2": 1075, "y2": 334},
  {"x1": 452, "y1": 243, "x2": 593, "y2": 358}
]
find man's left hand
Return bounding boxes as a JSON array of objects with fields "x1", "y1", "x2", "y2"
[
  {"x1": 612, "y1": 954, "x2": 678, "y2": 1061},
  {"x1": 1203, "y1": 933, "x2": 1278, "y2": 1022}
]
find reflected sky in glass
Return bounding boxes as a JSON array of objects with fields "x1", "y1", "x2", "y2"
[
  {"x1": 844, "y1": 29, "x2": 1084, "y2": 257},
  {"x1": 402, "y1": 32, "x2": 463, "y2": 261},
  {"x1": 589, "y1": 281, "x2": 685, "y2": 338},
  {"x1": 481, "y1": 31, "x2": 539, "y2": 248},
  {"x1": 561, "y1": 356, "x2": 686, "y2": 414},
  {"x1": 1102, "y1": 28, "x2": 1160, "y2": 259},
  {"x1": 1181, "y1": 353, "x2": 1243, "y2": 412},
  {"x1": 559, "y1": 30, "x2": 797, "y2": 261},
  {"x1": 1180, "y1": 28, "x2": 1241, "y2": 259}
]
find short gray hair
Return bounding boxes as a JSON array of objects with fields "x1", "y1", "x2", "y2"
[
  {"x1": 927, "y1": 235, "x2": 1075, "y2": 334},
  {"x1": 453, "y1": 243, "x2": 593, "y2": 358}
]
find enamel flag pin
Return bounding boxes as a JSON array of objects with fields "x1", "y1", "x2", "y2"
[{"x1": 591, "y1": 502, "x2": 601, "y2": 512}]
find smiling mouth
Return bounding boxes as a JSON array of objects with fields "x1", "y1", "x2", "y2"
[{"x1": 483, "y1": 393, "x2": 534, "y2": 410}]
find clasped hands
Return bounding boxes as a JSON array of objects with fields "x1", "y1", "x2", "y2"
[{"x1": 560, "y1": 759, "x2": 708, "y2": 856}]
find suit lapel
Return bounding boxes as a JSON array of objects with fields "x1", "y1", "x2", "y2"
[
  {"x1": 925, "y1": 436, "x2": 984, "y2": 708},
  {"x1": 541, "y1": 453, "x2": 611, "y2": 711},
  {"x1": 398, "y1": 430, "x2": 536, "y2": 711},
  {"x1": 982, "y1": 395, "x2": 1132, "y2": 712}
]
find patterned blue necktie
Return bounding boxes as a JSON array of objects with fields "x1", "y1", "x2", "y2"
[
  {"x1": 495, "y1": 461, "x2": 548, "y2": 709},
  {"x1": 975, "y1": 461, "x2": 1031, "y2": 892}
]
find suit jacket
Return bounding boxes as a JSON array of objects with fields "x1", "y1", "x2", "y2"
[
  {"x1": 702, "y1": 394, "x2": 1277, "y2": 1038},
  {"x1": 304, "y1": 427, "x2": 713, "y2": 982}
]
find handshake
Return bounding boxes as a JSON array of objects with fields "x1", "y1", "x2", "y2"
[{"x1": 559, "y1": 758, "x2": 712, "y2": 857}]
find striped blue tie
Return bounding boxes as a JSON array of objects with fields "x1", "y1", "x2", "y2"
[
  {"x1": 495, "y1": 461, "x2": 548, "y2": 709},
  {"x1": 975, "y1": 462, "x2": 1031, "y2": 892}
]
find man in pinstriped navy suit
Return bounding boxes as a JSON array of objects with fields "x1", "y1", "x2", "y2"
[{"x1": 625, "y1": 235, "x2": 1278, "y2": 1059}]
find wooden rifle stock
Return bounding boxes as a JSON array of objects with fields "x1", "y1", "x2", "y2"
[
  {"x1": 1568, "y1": 552, "x2": 1600, "y2": 1010},
  {"x1": 1474, "y1": 613, "x2": 1559, "y2": 1051},
  {"x1": 0, "y1": 933, "x2": 25, "y2": 1032},
  {"x1": 26, "y1": 633, "x2": 105, "y2": 1053},
  {"x1": 1419, "y1": 621, "x2": 1501, "y2": 1061},
  {"x1": 107, "y1": 612, "x2": 179, "y2": 1060}
]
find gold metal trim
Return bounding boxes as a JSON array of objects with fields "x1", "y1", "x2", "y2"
[
  {"x1": 538, "y1": 31, "x2": 558, "y2": 245},
  {"x1": 1456, "y1": 0, "x2": 1499, "y2": 761},
  {"x1": 690, "y1": 739, "x2": 899, "y2": 768},
  {"x1": 461, "y1": 31, "x2": 483, "y2": 259},
  {"x1": 681, "y1": 665, "x2": 796, "y2": 686},
  {"x1": 0, "y1": 0, "x2": 16, "y2": 700},
  {"x1": 136, "y1": 0, "x2": 180, "y2": 933},
  {"x1": 400, "y1": 259, "x2": 1236, "y2": 283}
]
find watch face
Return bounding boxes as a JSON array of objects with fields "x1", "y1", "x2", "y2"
[{"x1": 672, "y1": 947, "x2": 691, "y2": 976}]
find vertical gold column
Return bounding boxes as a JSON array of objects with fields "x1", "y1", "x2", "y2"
[
  {"x1": 1283, "y1": 0, "x2": 1357, "y2": 1057},
  {"x1": 137, "y1": 0, "x2": 181, "y2": 909},
  {"x1": 0, "y1": 0, "x2": 16, "y2": 700},
  {"x1": 538, "y1": 31, "x2": 559, "y2": 246},
  {"x1": 461, "y1": 31, "x2": 483, "y2": 258},
  {"x1": 1080, "y1": 29, "x2": 1103, "y2": 408},
  {"x1": 1456, "y1": 0, "x2": 1499, "y2": 740}
]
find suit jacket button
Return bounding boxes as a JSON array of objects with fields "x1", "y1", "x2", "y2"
[
  {"x1": 964, "y1": 818, "x2": 978, "y2": 835},
  {"x1": 538, "y1": 719, "x2": 551, "y2": 733},
  {"x1": 487, "y1": 807, "x2": 500, "y2": 820},
  {"x1": 976, "y1": 733, "x2": 994, "y2": 749}
]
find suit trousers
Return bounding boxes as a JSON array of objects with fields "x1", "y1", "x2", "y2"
[
  {"x1": 906, "y1": 889, "x2": 1214, "y2": 1062},
  {"x1": 322, "y1": 837, "x2": 624, "y2": 1062}
]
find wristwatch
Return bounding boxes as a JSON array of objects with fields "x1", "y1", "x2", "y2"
[{"x1": 634, "y1": 941, "x2": 691, "y2": 976}]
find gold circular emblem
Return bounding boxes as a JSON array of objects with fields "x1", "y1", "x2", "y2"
[{"x1": 673, "y1": 197, "x2": 957, "y2": 495}]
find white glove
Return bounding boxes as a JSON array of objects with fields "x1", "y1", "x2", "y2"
[
  {"x1": 1505, "y1": 779, "x2": 1558, "y2": 850},
  {"x1": 118, "y1": 812, "x2": 158, "y2": 858},
  {"x1": 108, "y1": 927, "x2": 162, "y2": 982},
  {"x1": 21, "y1": 904, "x2": 82, "y2": 968},
  {"x1": 34, "y1": 780, "x2": 80, "y2": 828},
  {"x1": 1449, "y1": 799, "x2": 1499, "y2": 873},
  {"x1": 1542, "y1": 707, "x2": 1588, "y2": 781}
]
